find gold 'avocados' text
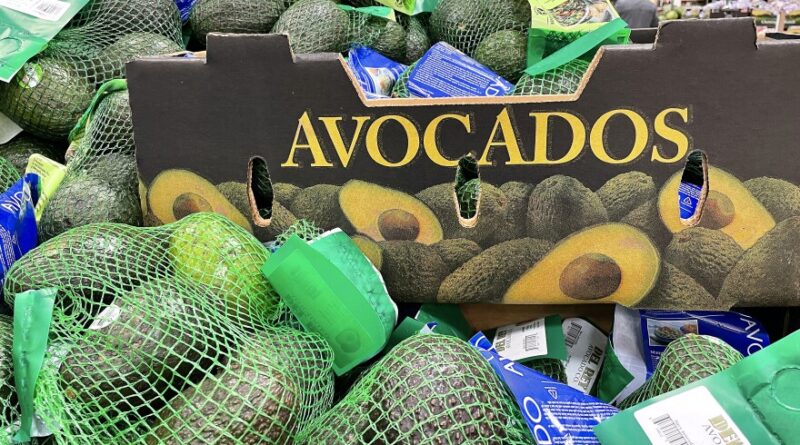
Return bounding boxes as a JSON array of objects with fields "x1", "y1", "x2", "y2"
[{"x1": 282, "y1": 107, "x2": 691, "y2": 168}]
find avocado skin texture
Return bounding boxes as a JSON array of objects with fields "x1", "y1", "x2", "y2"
[
  {"x1": 379, "y1": 241, "x2": 448, "y2": 303},
  {"x1": 349, "y1": 12, "x2": 407, "y2": 62},
  {"x1": 527, "y1": 175, "x2": 609, "y2": 242},
  {"x1": 743, "y1": 177, "x2": 800, "y2": 222},
  {"x1": 217, "y1": 181, "x2": 298, "y2": 242},
  {"x1": 474, "y1": 30, "x2": 527, "y2": 82},
  {"x1": 272, "y1": 0, "x2": 350, "y2": 54},
  {"x1": 399, "y1": 15, "x2": 430, "y2": 63},
  {"x1": 289, "y1": 184, "x2": 345, "y2": 231},
  {"x1": 490, "y1": 181, "x2": 533, "y2": 245},
  {"x1": 59, "y1": 279, "x2": 222, "y2": 417},
  {"x1": 596, "y1": 172, "x2": 657, "y2": 221},
  {"x1": 93, "y1": 32, "x2": 182, "y2": 87},
  {"x1": 0, "y1": 134, "x2": 64, "y2": 174},
  {"x1": 665, "y1": 227, "x2": 743, "y2": 296},
  {"x1": 0, "y1": 317, "x2": 14, "y2": 422},
  {"x1": 637, "y1": 263, "x2": 724, "y2": 310},
  {"x1": 438, "y1": 238, "x2": 553, "y2": 303},
  {"x1": 432, "y1": 238, "x2": 482, "y2": 274},
  {"x1": 191, "y1": 0, "x2": 286, "y2": 46},
  {"x1": 620, "y1": 199, "x2": 671, "y2": 250},
  {"x1": 273, "y1": 182, "x2": 301, "y2": 207},
  {"x1": 39, "y1": 174, "x2": 142, "y2": 241},
  {"x1": 417, "y1": 182, "x2": 508, "y2": 247},
  {"x1": 720, "y1": 217, "x2": 800, "y2": 306},
  {"x1": 0, "y1": 158, "x2": 20, "y2": 195},
  {"x1": 430, "y1": 0, "x2": 528, "y2": 56}
]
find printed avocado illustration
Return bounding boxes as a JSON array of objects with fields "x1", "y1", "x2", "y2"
[
  {"x1": 416, "y1": 182, "x2": 508, "y2": 246},
  {"x1": 658, "y1": 166, "x2": 775, "y2": 249},
  {"x1": 719, "y1": 216, "x2": 800, "y2": 306},
  {"x1": 432, "y1": 238, "x2": 483, "y2": 274},
  {"x1": 351, "y1": 235, "x2": 383, "y2": 270},
  {"x1": 217, "y1": 181, "x2": 297, "y2": 242},
  {"x1": 289, "y1": 184, "x2": 345, "y2": 231},
  {"x1": 619, "y1": 198, "x2": 671, "y2": 249},
  {"x1": 273, "y1": 182, "x2": 301, "y2": 208},
  {"x1": 378, "y1": 241, "x2": 448, "y2": 303},
  {"x1": 743, "y1": 177, "x2": 800, "y2": 222},
  {"x1": 504, "y1": 224, "x2": 660, "y2": 305},
  {"x1": 664, "y1": 227, "x2": 743, "y2": 296},
  {"x1": 527, "y1": 175, "x2": 609, "y2": 242},
  {"x1": 596, "y1": 171, "x2": 657, "y2": 221},
  {"x1": 637, "y1": 262, "x2": 721, "y2": 310},
  {"x1": 147, "y1": 169, "x2": 252, "y2": 232},
  {"x1": 490, "y1": 181, "x2": 534, "y2": 245},
  {"x1": 438, "y1": 238, "x2": 553, "y2": 304},
  {"x1": 338, "y1": 180, "x2": 443, "y2": 244}
]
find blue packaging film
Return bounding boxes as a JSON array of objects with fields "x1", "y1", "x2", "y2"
[
  {"x1": 470, "y1": 332, "x2": 618, "y2": 444},
  {"x1": 175, "y1": 0, "x2": 197, "y2": 22},
  {"x1": 638, "y1": 310, "x2": 769, "y2": 376},
  {"x1": 678, "y1": 150, "x2": 706, "y2": 222},
  {"x1": 0, "y1": 173, "x2": 39, "y2": 289},
  {"x1": 678, "y1": 181, "x2": 703, "y2": 221},
  {"x1": 347, "y1": 46, "x2": 407, "y2": 99},
  {"x1": 407, "y1": 42, "x2": 513, "y2": 98}
]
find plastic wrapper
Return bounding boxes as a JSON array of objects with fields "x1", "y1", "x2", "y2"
[{"x1": 347, "y1": 46, "x2": 407, "y2": 99}]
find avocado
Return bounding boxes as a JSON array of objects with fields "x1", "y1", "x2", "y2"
[
  {"x1": 456, "y1": 178, "x2": 480, "y2": 220},
  {"x1": 743, "y1": 177, "x2": 800, "y2": 222},
  {"x1": 417, "y1": 182, "x2": 508, "y2": 247},
  {"x1": 429, "y1": 0, "x2": 528, "y2": 56},
  {"x1": 432, "y1": 238, "x2": 482, "y2": 274},
  {"x1": 190, "y1": 0, "x2": 287, "y2": 46},
  {"x1": 719, "y1": 217, "x2": 800, "y2": 306},
  {"x1": 512, "y1": 59, "x2": 589, "y2": 96},
  {"x1": 39, "y1": 174, "x2": 142, "y2": 241},
  {"x1": 297, "y1": 334, "x2": 532, "y2": 444},
  {"x1": 217, "y1": 181, "x2": 298, "y2": 242},
  {"x1": 273, "y1": 182, "x2": 301, "y2": 207},
  {"x1": 80, "y1": 152, "x2": 139, "y2": 194},
  {"x1": 289, "y1": 184, "x2": 345, "y2": 231},
  {"x1": 58, "y1": 279, "x2": 223, "y2": 417},
  {"x1": 339, "y1": 180, "x2": 443, "y2": 244},
  {"x1": 664, "y1": 228, "x2": 743, "y2": 296},
  {"x1": 439, "y1": 238, "x2": 552, "y2": 303},
  {"x1": 169, "y1": 212, "x2": 279, "y2": 323},
  {"x1": 378, "y1": 241, "x2": 448, "y2": 303},
  {"x1": 618, "y1": 335, "x2": 742, "y2": 409},
  {"x1": 147, "y1": 169, "x2": 252, "y2": 232},
  {"x1": 474, "y1": 30, "x2": 527, "y2": 82},
  {"x1": 348, "y1": 11, "x2": 408, "y2": 61},
  {"x1": 619, "y1": 198, "x2": 671, "y2": 250},
  {"x1": 637, "y1": 263, "x2": 720, "y2": 310},
  {"x1": 0, "y1": 134, "x2": 64, "y2": 174},
  {"x1": 658, "y1": 166, "x2": 775, "y2": 249},
  {"x1": 526, "y1": 175, "x2": 609, "y2": 242},
  {"x1": 596, "y1": 172, "x2": 657, "y2": 221},
  {"x1": 505, "y1": 224, "x2": 659, "y2": 305},
  {"x1": 93, "y1": 32, "x2": 183, "y2": 87},
  {"x1": 398, "y1": 15, "x2": 430, "y2": 63},
  {"x1": 0, "y1": 58, "x2": 93, "y2": 141},
  {"x1": 352, "y1": 235, "x2": 383, "y2": 269},
  {"x1": 0, "y1": 158, "x2": 21, "y2": 195},
  {"x1": 490, "y1": 181, "x2": 533, "y2": 245},
  {"x1": 67, "y1": 0, "x2": 181, "y2": 36},
  {"x1": 271, "y1": 0, "x2": 351, "y2": 54}
]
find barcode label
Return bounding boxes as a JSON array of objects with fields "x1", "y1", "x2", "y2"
[
  {"x1": 652, "y1": 414, "x2": 689, "y2": 445},
  {"x1": 523, "y1": 333, "x2": 540, "y2": 351},
  {"x1": 562, "y1": 318, "x2": 606, "y2": 394},
  {"x1": 564, "y1": 320, "x2": 582, "y2": 348},
  {"x1": 491, "y1": 317, "x2": 548, "y2": 361},
  {"x1": 0, "y1": 0, "x2": 70, "y2": 21}
]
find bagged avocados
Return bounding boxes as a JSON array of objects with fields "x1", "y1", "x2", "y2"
[{"x1": 3, "y1": 213, "x2": 335, "y2": 443}]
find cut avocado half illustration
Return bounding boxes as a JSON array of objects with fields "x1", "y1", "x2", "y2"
[
  {"x1": 503, "y1": 223, "x2": 660, "y2": 305},
  {"x1": 339, "y1": 180, "x2": 443, "y2": 245},
  {"x1": 351, "y1": 235, "x2": 383, "y2": 270},
  {"x1": 658, "y1": 166, "x2": 775, "y2": 249},
  {"x1": 147, "y1": 169, "x2": 252, "y2": 232}
]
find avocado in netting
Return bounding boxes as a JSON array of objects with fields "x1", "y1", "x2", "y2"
[
  {"x1": 190, "y1": 0, "x2": 287, "y2": 46},
  {"x1": 271, "y1": 0, "x2": 351, "y2": 54},
  {"x1": 93, "y1": 32, "x2": 183, "y2": 87},
  {"x1": 0, "y1": 134, "x2": 65, "y2": 174}
]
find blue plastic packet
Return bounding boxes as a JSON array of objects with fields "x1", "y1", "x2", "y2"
[
  {"x1": 0, "y1": 173, "x2": 39, "y2": 290},
  {"x1": 678, "y1": 150, "x2": 707, "y2": 224},
  {"x1": 407, "y1": 42, "x2": 513, "y2": 98},
  {"x1": 470, "y1": 332, "x2": 618, "y2": 445},
  {"x1": 175, "y1": 0, "x2": 196, "y2": 22},
  {"x1": 347, "y1": 46, "x2": 407, "y2": 99}
]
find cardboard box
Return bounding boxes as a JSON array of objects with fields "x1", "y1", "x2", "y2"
[{"x1": 128, "y1": 18, "x2": 800, "y2": 310}]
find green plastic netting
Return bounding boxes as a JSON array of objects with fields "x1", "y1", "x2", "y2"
[
  {"x1": 0, "y1": 159, "x2": 21, "y2": 195},
  {"x1": 0, "y1": 135, "x2": 65, "y2": 175},
  {"x1": 3, "y1": 212, "x2": 335, "y2": 443},
  {"x1": 528, "y1": 358, "x2": 567, "y2": 383},
  {"x1": 390, "y1": 61, "x2": 415, "y2": 98},
  {"x1": 617, "y1": 334, "x2": 743, "y2": 409},
  {"x1": 39, "y1": 87, "x2": 142, "y2": 241},
  {"x1": 297, "y1": 334, "x2": 533, "y2": 444},
  {"x1": 511, "y1": 59, "x2": 589, "y2": 96},
  {"x1": 272, "y1": 0, "x2": 351, "y2": 54},
  {"x1": 474, "y1": 29, "x2": 527, "y2": 83},
  {"x1": 457, "y1": 178, "x2": 481, "y2": 220},
  {"x1": 348, "y1": 11, "x2": 408, "y2": 62},
  {"x1": 0, "y1": 316, "x2": 14, "y2": 424},
  {"x1": 396, "y1": 14, "x2": 430, "y2": 64},
  {"x1": 0, "y1": 0, "x2": 183, "y2": 141},
  {"x1": 429, "y1": 0, "x2": 529, "y2": 57},
  {"x1": 190, "y1": 0, "x2": 288, "y2": 46}
]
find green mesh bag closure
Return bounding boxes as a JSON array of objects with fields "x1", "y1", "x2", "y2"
[
  {"x1": 190, "y1": 0, "x2": 289, "y2": 46},
  {"x1": 272, "y1": 0, "x2": 351, "y2": 54},
  {"x1": 429, "y1": 0, "x2": 529, "y2": 57},
  {"x1": 347, "y1": 10, "x2": 408, "y2": 62},
  {"x1": 0, "y1": 134, "x2": 65, "y2": 175},
  {"x1": 0, "y1": 0, "x2": 183, "y2": 141},
  {"x1": 2, "y1": 212, "x2": 335, "y2": 443},
  {"x1": 39, "y1": 84, "x2": 142, "y2": 241},
  {"x1": 297, "y1": 334, "x2": 533, "y2": 444},
  {"x1": 617, "y1": 334, "x2": 743, "y2": 410},
  {"x1": 511, "y1": 59, "x2": 589, "y2": 96}
]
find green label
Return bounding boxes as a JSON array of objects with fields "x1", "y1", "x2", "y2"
[{"x1": 16, "y1": 63, "x2": 42, "y2": 89}]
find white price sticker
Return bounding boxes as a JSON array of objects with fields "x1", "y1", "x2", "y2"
[
  {"x1": 0, "y1": 0, "x2": 70, "y2": 22},
  {"x1": 492, "y1": 317, "x2": 547, "y2": 361},
  {"x1": 562, "y1": 317, "x2": 607, "y2": 394}
]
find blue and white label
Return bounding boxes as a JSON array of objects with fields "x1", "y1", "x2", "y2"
[
  {"x1": 678, "y1": 181, "x2": 703, "y2": 221},
  {"x1": 347, "y1": 46, "x2": 407, "y2": 99},
  {"x1": 407, "y1": 42, "x2": 513, "y2": 98}
]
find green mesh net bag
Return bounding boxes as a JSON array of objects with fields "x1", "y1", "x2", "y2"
[
  {"x1": 297, "y1": 334, "x2": 533, "y2": 444},
  {"x1": 390, "y1": 61, "x2": 416, "y2": 98},
  {"x1": 0, "y1": 0, "x2": 183, "y2": 141},
  {"x1": 0, "y1": 135, "x2": 65, "y2": 175},
  {"x1": 617, "y1": 334, "x2": 743, "y2": 409},
  {"x1": 398, "y1": 15, "x2": 431, "y2": 64},
  {"x1": 429, "y1": 0, "x2": 529, "y2": 57},
  {"x1": 456, "y1": 178, "x2": 481, "y2": 220},
  {"x1": 39, "y1": 82, "x2": 142, "y2": 241},
  {"x1": 347, "y1": 10, "x2": 408, "y2": 62},
  {"x1": 511, "y1": 59, "x2": 589, "y2": 96},
  {"x1": 272, "y1": 0, "x2": 351, "y2": 54},
  {"x1": 0, "y1": 317, "x2": 15, "y2": 425},
  {"x1": 528, "y1": 358, "x2": 567, "y2": 383},
  {"x1": 190, "y1": 0, "x2": 288, "y2": 46},
  {"x1": 474, "y1": 29, "x2": 527, "y2": 83},
  {"x1": 0, "y1": 159, "x2": 21, "y2": 195},
  {"x1": 3, "y1": 212, "x2": 335, "y2": 443}
]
